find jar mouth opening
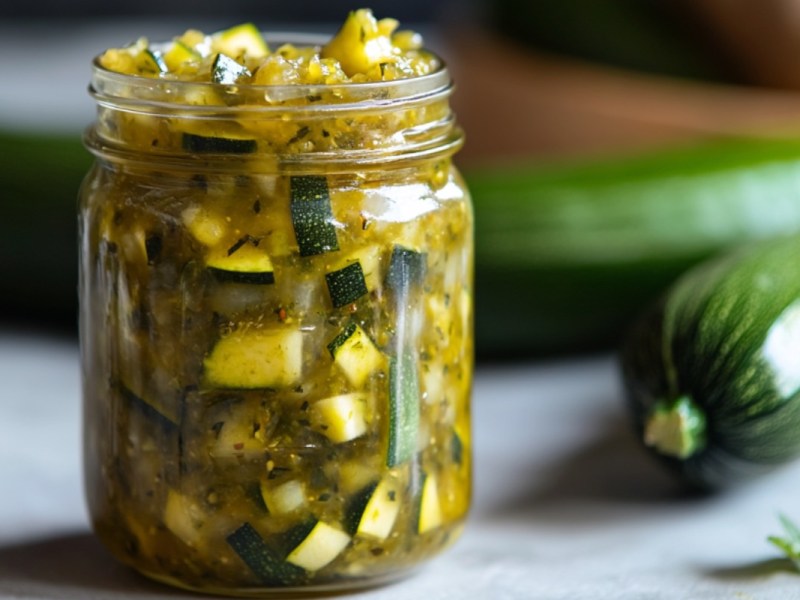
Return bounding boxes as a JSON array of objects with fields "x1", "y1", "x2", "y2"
[{"x1": 90, "y1": 32, "x2": 451, "y2": 110}]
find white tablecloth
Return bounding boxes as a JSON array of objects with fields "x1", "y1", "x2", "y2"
[{"x1": 2, "y1": 331, "x2": 800, "y2": 599}]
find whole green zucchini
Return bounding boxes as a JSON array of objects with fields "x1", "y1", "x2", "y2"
[
  {"x1": 470, "y1": 137, "x2": 800, "y2": 356},
  {"x1": 620, "y1": 234, "x2": 800, "y2": 489}
]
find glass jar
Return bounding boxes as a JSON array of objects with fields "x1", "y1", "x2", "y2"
[{"x1": 79, "y1": 38, "x2": 472, "y2": 596}]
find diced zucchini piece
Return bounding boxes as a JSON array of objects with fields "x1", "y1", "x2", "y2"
[
  {"x1": 176, "y1": 29, "x2": 210, "y2": 55},
  {"x1": 325, "y1": 262, "x2": 368, "y2": 308},
  {"x1": 346, "y1": 246, "x2": 383, "y2": 291},
  {"x1": 164, "y1": 489, "x2": 205, "y2": 546},
  {"x1": 327, "y1": 323, "x2": 385, "y2": 388},
  {"x1": 286, "y1": 521, "x2": 351, "y2": 572},
  {"x1": 163, "y1": 39, "x2": 201, "y2": 71},
  {"x1": 204, "y1": 328, "x2": 302, "y2": 389},
  {"x1": 212, "y1": 23, "x2": 269, "y2": 59},
  {"x1": 386, "y1": 245, "x2": 427, "y2": 293},
  {"x1": 261, "y1": 479, "x2": 307, "y2": 515},
  {"x1": 325, "y1": 246, "x2": 383, "y2": 301},
  {"x1": 182, "y1": 206, "x2": 227, "y2": 247},
  {"x1": 321, "y1": 9, "x2": 397, "y2": 77},
  {"x1": 355, "y1": 478, "x2": 401, "y2": 541},
  {"x1": 387, "y1": 351, "x2": 421, "y2": 467},
  {"x1": 141, "y1": 49, "x2": 167, "y2": 74},
  {"x1": 183, "y1": 133, "x2": 257, "y2": 154},
  {"x1": 211, "y1": 53, "x2": 252, "y2": 84},
  {"x1": 339, "y1": 454, "x2": 381, "y2": 495},
  {"x1": 281, "y1": 519, "x2": 318, "y2": 551},
  {"x1": 227, "y1": 523, "x2": 305, "y2": 585},
  {"x1": 210, "y1": 416, "x2": 264, "y2": 460},
  {"x1": 290, "y1": 176, "x2": 339, "y2": 257},
  {"x1": 417, "y1": 472, "x2": 443, "y2": 534},
  {"x1": 344, "y1": 482, "x2": 377, "y2": 535},
  {"x1": 99, "y1": 43, "x2": 142, "y2": 75},
  {"x1": 310, "y1": 393, "x2": 368, "y2": 444},
  {"x1": 99, "y1": 38, "x2": 166, "y2": 76},
  {"x1": 206, "y1": 237, "x2": 275, "y2": 285}
]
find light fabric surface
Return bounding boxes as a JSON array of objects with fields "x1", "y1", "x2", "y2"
[{"x1": 2, "y1": 332, "x2": 800, "y2": 599}]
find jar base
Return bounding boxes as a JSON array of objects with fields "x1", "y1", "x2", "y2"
[{"x1": 135, "y1": 565, "x2": 420, "y2": 598}]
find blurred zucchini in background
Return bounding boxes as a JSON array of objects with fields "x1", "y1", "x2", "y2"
[
  {"x1": 469, "y1": 137, "x2": 800, "y2": 357},
  {"x1": 0, "y1": 130, "x2": 90, "y2": 331}
]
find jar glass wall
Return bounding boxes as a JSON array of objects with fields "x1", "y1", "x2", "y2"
[{"x1": 79, "y1": 41, "x2": 472, "y2": 596}]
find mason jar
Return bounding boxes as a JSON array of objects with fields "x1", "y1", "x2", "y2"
[{"x1": 79, "y1": 36, "x2": 472, "y2": 596}]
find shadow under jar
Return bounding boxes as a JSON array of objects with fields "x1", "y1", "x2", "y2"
[{"x1": 78, "y1": 37, "x2": 472, "y2": 597}]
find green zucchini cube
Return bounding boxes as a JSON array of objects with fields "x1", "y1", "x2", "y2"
[
  {"x1": 211, "y1": 22, "x2": 269, "y2": 59},
  {"x1": 203, "y1": 328, "x2": 303, "y2": 389},
  {"x1": 226, "y1": 522, "x2": 304, "y2": 585},
  {"x1": 285, "y1": 521, "x2": 351, "y2": 572},
  {"x1": 206, "y1": 237, "x2": 275, "y2": 285},
  {"x1": 290, "y1": 176, "x2": 339, "y2": 256},
  {"x1": 353, "y1": 477, "x2": 402, "y2": 541},
  {"x1": 327, "y1": 322, "x2": 386, "y2": 388},
  {"x1": 417, "y1": 472, "x2": 443, "y2": 534},
  {"x1": 385, "y1": 245, "x2": 427, "y2": 293},
  {"x1": 325, "y1": 262, "x2": 368, "y2": 308},
  {"x1": 211, "y1": 53, "x2": 251, "y2": 84}
]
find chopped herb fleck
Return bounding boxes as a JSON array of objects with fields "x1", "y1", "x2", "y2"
[
  {"x1": 288, "y1": 126, "x2": 311, "y2": 145},
  {"x1": 227, "y1": 235, "x2": 252, "y2": 256}
]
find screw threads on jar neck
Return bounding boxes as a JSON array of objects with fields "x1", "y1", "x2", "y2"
[{"x1": 85, "y1": 50, "x2": 463, "y2": 173}]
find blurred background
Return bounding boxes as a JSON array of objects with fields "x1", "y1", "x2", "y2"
[{"x1": 6, "y1": 0, "x2": 800, "y2": 356}]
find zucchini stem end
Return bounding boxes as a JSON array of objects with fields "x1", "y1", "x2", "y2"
[{"x1": 644, "y1": 395, "x2": 706, "y2": 459}]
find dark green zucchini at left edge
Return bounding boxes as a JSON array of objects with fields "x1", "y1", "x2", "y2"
[{"x1": 621, "y1": 234, "x2": 800, "y2": 489}]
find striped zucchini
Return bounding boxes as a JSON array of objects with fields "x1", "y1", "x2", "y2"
[{"x1": 621, "y1": 234, "x2": 800, "y2": 489}]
